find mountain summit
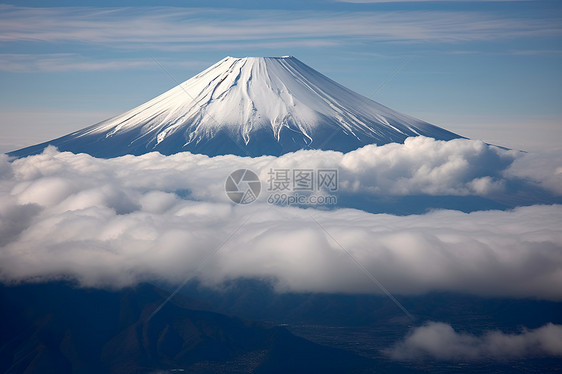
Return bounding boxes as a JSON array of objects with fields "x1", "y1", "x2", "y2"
[{"x1": 10, "y1": 56, "x2": 461, "y2": 158}]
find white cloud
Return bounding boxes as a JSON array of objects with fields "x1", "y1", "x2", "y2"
[
  {"x1": 0, "y1": 141, "x2": 561, "y2": 300},
  {"x1": 8, "y1": 137, "x2": 525, "y2": 201},
  {"x1": 386, "y1": 322, "x2": 562, "y2": 360},
  {"x1": 507, "y1": 149, "x2": 562, "y2": 195},
  {"x1": 335, "y1": 137, "x2": 514, "y2": 196}
]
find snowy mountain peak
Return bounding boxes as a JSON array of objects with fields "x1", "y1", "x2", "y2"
[{"x1": 9, "y1": 56, "x2": 461, "y2": 158}]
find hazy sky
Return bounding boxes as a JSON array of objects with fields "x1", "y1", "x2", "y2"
[{"x1": 1, "y1": 0, "x2": 561, "y2": 152}]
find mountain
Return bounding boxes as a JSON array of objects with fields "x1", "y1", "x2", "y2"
[
  {"x1": 9, "y1": 56, "x2": 461, "y2": 158},
  {"x1": 0, "y1": 282, "x2": 376, "y2": 374},
  {"x1": 3, "y1": 282, "x2": 560, "y2": 373}
]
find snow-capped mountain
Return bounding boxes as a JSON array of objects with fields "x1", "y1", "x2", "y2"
[{"x1": 9, "y1": 56, "x2": 461, "y2": 158}]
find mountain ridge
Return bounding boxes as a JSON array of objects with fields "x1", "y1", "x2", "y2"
[{"x1": 9, "y1": 56, "x2": 461, "y2": 158}]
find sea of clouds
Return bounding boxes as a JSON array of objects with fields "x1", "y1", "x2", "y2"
[
  {"x1": 1, "y1": 137, "x2": 562, "y2": 361},
  {"x1": 1, "y1": 137, "x2": 561, "y2": 296}
]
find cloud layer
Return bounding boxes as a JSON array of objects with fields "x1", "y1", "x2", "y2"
[
  {"x1": 387, "y1": 322, "x2": 562, "y2": 361},
  {"x1": 1, "y1": 139, "x2": 561, "y2": 300}
]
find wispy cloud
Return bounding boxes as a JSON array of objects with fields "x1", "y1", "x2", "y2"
[
  {"x1": 387, "y1": 322, "x2": 562, "y2": 361},
  {"x1": 0, "y1": 5, "x2": 559, "y2": 50},
  {"x1": 446, "y1": 49, "x2": 562, "y2": 56},
  {"x1": 0, "y1": 53, "x2": 201, "y2": 73},
  {"x1": 509, "y1": 49, "x2": 562, "y2": 56},
  {"x1": 338, "y1": 0, "x2": 529, "y2": 3}
]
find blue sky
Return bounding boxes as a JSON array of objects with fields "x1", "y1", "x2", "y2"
[{"x1": 1, "y1": 0, "x2": 561, "y2": 152}]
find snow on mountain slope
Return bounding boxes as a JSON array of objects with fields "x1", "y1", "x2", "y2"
[{"x1": 9, "y1": 56, "x2": 461, "y2": 158}]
